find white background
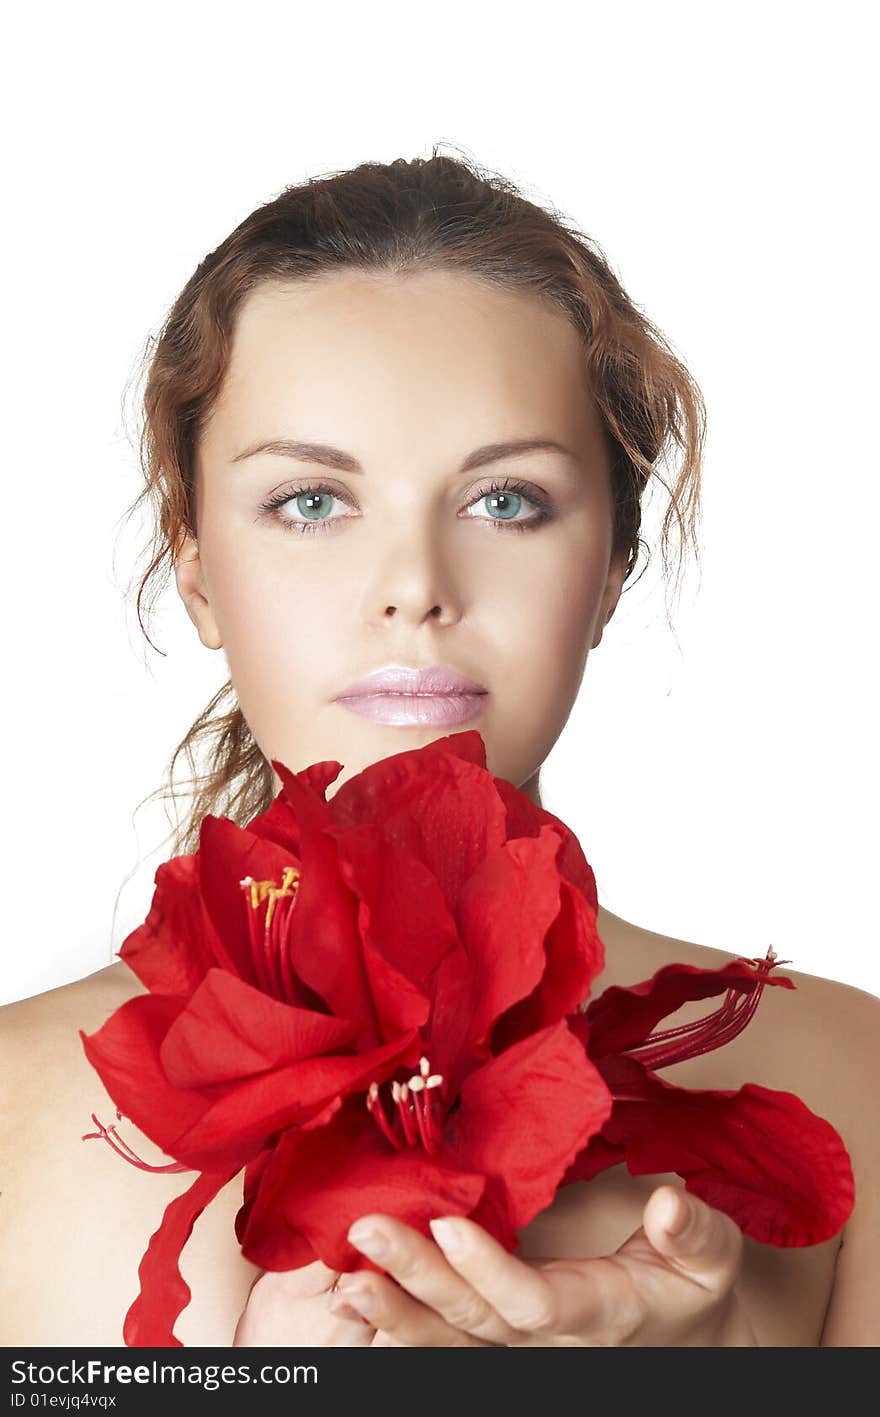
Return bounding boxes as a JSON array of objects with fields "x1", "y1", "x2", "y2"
[{"x1": 3, "y1": 1, "x2": 877, "y2": 1006}]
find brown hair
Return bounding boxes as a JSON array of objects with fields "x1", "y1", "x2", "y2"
[{"x1": 120, "y1": 143, "x2": 706, "y2": 863}]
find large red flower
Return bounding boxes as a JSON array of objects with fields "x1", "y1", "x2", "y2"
[
  {"x1": 81, "y1": 730, "x2": 855, "y2": 1348},
  {"x1": 81, "y1": 731, "x2": 612, "y2": 1346}
]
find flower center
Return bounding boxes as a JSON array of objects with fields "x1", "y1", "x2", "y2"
[
  {"x1": 239, "y1": 865, "x2": 301, "y2": 1001},
  {"x1": 366, "y1": 1055, "x2": 445, "y2": 1155}
]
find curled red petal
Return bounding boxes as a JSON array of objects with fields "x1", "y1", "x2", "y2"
[
  {"x1": 79, "y1": 997, "x2": 209, "y2": 1157},
  {"x1": 123, "y1": 1168, "x2": 237, "y2": 1347},
  {"x1": 597, "y1": 1058, "x2": 855, "y2": 1246}
]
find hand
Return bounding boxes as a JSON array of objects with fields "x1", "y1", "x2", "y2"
[
  {"x1": 233, "y1": 1260, "x2": 378, "y2": 1347},
  {"x1": 328, "y1": 1185, "x2": 759, "y2": 1347}
]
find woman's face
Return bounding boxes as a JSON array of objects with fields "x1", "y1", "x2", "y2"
[{"x1": 176, "y1": 269, "x2": 628, "y2": 802}]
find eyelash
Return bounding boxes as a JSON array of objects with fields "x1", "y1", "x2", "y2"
[{"x1": 256, "y1": 476, "x2": 553, "y2": 537}]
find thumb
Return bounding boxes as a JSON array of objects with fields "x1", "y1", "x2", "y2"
[{"x1": 643, "y1": 1185, "x2": 743, "y2": 1293}]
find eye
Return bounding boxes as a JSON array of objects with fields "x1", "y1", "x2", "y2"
[
  {"x1": 465, "y1": 477, "x2": 553, "y2": 532},
  {"x1": 256, "y1": 475, "x2": 554, "y2": 536},
  {"x1": 256, "y1": 483, "x2": 356, "y2": 535}
]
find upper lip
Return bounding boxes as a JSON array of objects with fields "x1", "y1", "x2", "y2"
[{"x1": 335, "y1": 663, "x2": 488, "y2": 699}]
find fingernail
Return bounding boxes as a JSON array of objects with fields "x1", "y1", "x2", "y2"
[
  {"x1": 337, "y1": 1282, "x2": 379, "y2": 1316},
  {"x1": 347, "y1": 1225, "x2": 389, "y2": 1259},
  {"x1": 664, "y1": 1192, "x2": 691, "y2": 1236},
  {"x1": 429, "y1": 1217, "x2": 465, "y2": 1257},
  {"x1": 328, "y1": 1294, "x2": 371, "y2": 1324}
]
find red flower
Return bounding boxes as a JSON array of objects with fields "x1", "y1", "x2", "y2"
[
  {"x1": 81, "y1": 731, "x2": 612, "y2": 1346},
  {"x1": 81, "y1": 730, "x2": 855, "y2": 1348},
  {"x1": 561, "y1": 956, "x2": 855, "y2": 1247}
]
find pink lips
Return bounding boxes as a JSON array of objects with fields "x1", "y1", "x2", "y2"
[{"x1": 334, "y1": 664, "x2": 489, "y2": 727}]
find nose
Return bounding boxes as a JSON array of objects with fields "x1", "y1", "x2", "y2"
[{"x1": 361, "y1": 519, "x2": 464, "y2": 630}]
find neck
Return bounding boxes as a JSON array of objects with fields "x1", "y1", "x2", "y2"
[{"x1": 518, "y1": 768, "x2": 543, "y2": 810}]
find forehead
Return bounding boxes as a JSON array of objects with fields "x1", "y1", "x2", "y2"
[{"x1": 203, "y1": 268, "x2": 605, "y2": 458}]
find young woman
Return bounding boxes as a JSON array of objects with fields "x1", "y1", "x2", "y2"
[{"x1": 1, "y1": 152, "x2": 877, "y2": 1347}]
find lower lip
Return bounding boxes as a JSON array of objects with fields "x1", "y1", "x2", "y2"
[{"x1": 334, "y1": 692, "x2": 488, "y2": 726}]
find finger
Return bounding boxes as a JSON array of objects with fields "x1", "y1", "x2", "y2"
[
  {"x1": 426, "y1": 1215, "x2": 638, "y2": 1341},
  {"x1": 346, "y1": 1214, "x2": 518, "y2": 1345},
  {"x1": 235, "y1": 1267, "x2": 376, "y2": 1348},
  {"x1": 330, "y1": 1272, "x2": 492, "y2": 1346},
  {"x1": 255, "y1": 1260, "x2": 339, "y2": 1299},
  {"x1": 642, "y1": 1185, "x2": 743, "y2": 1293}
]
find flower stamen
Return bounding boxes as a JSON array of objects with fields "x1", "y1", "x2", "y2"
[
  {"x1": 625, "y1": 946, "x2": 786, "y2": 1070},
  {"x1": 365, "y1": 1058, "x2": 445, "y2": 1153},
  {"x1": 365, "y1": 1081, "x2": 403, "y2": 1150},
  {"x1": 82, "y1": 1113, "x2": 191, "y2": 1173},
  {"x1": 239, "y1": 866, "x2": 301, "y2": 1002}
]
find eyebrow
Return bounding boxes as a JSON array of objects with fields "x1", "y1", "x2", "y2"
[{"x1": 230, "y1": 435, "x2": 577, "y2": 475}]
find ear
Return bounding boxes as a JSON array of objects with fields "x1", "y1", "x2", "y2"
[
  {"x1": 173, "y1": 532, "x2": 223, "y2": 650},
  {"x1": 591, "y1": 545, "x2": 629, "y2": 650}
]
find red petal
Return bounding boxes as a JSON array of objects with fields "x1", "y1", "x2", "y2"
[
  {"x1": 326, "y1": 822, "x2": 461, "y2": 996},
  {"x1": 597, "y1": 1057, "x2": 855, "y2": 1246},
  {"x1": 239, "y1": 1102, "x2": 486, "y2": 1272},
  {"x1": 118, "y1": 855, "x2": 220, "y2": 996},
  {"x1": 123, "y1": 1168, "x2": 236, "y2": 1346},
  {"x1": 197, "y1": 816, "x2": 309, "y2": 992},
  {"x1": 419, "y1": 943, "x2": 476, "y2": 1095},
  {"x1": 80, "y1": 997, "x2": 210, "y2": 1155},
  {"x1": 446, "y1": 1021, "x2": 613, "y2": 1230},
  {"x1": 159, "y1": 968, "x2": 361, "y2": 1088},
  {"x1": 492, "y1": 876, "x2": 604, "y2": 1049},
  {"x1": 455, "y1": 827, "x2": 567, "y2": 1047},
  {"x1": 248, "y1": 758, "x2": 346, "y2": 853},
  {"x1": 585, "y1": 958, "x2": 795, "y2": 1058},
  {"x1": 360, "y1": 937, "x2": 431, "y2": 1038},
  {"x1": 259, "y1": 769, "x2": 382, "y2": 1033},
  {"x1": 169, "y1": 1029, "x2": 422, "y2": 1171},
  {"x1": 491, "y1": 777, "x2": 599, "y2": 911},
  {"x1": 560, "y1": 1132, "x2": 627, "y2": 1186},
  {"x1": 316, "y1": 739, "x2": 509, "y2": 916}
]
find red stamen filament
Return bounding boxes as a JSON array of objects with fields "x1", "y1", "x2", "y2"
[
  {"x1": 366, "y1": 1057, "x2": 445, "y2": 1154},
  {"x1": 626, "y1": 950, "x2": 787, "y2": 1070},
  {"x1": 395, "y1": 1082, "x2": 420, "y2": 1146},
  {"x1": 409, "y1": 1079, "x2": 443, "y2": 1155},
  {"x1": 365, "y1": 1082, "x2": 403, "y2": 1150},
  {"x1": 81, "y1": 1113, "x2": 191, "y2": 1173}
]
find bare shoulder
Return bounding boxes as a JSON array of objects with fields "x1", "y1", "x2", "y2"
[
  {"x1": 0, "y1": 964, "x2": 255, "y2": 1345},
  {"x1": 1, "y1": 960, "x2": 142, "y2": 1041},
  {"x1": 596, "y1": 903, "x2": 880, "y2": 1103},
  {"x1": 0, "y1": 962, "x2": 142, "y2": 1124},
  {"x1": 597, "y1": 906, "x2": 880, "y2": 1344}
]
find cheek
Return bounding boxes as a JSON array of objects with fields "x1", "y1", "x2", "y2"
[
  {"x1": 201, "y1": 528, "x2": 334, "y2": 701},
  {"x1": 499, "y1": 545, "x2": 602, "y2": 688}
]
